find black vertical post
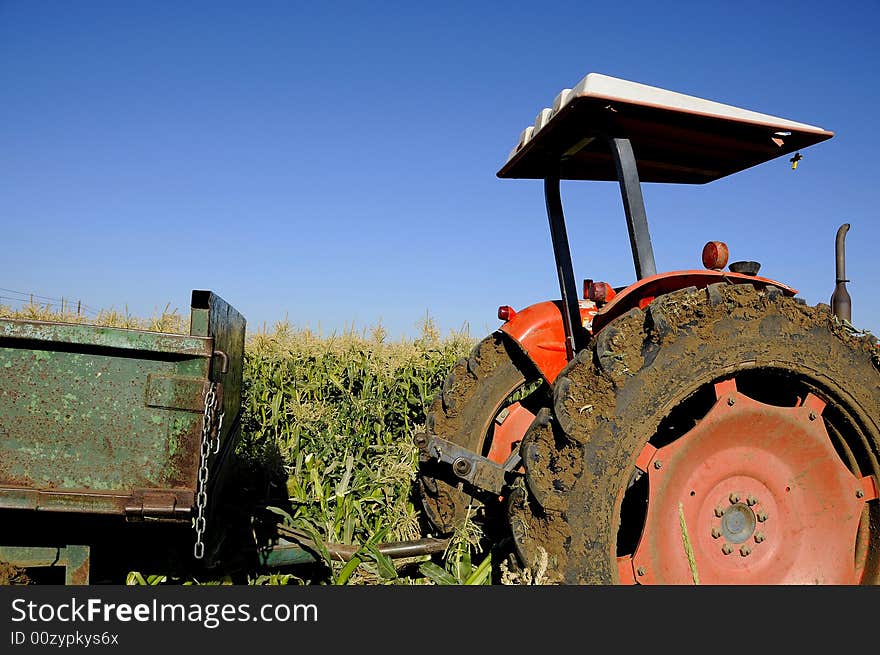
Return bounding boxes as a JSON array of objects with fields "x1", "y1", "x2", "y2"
[
  {"x1": 544, "y1": 176, "x2": 589, "y2": 359},
  {"x1": 607, "y1": 137, "x2": 656, "y2": 280}
]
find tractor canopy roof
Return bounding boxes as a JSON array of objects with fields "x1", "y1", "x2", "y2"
[{"x1": 497, "y1": 73, "x2": 833, "y2": 184}]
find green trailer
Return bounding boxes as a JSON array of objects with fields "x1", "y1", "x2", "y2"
[{"x1": 0, "y1": 290, "x2": 245, "y2": 583}]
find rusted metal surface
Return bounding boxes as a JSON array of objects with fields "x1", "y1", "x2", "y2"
[
  {"x1": 189, "y1": 290, "x2": 247, "y2": 552},
  {"x1": 0, "y1": 290, "x2": 245, "y2": 523},
  {"x1": 630, "y1": 379, "x2": 868, "y2": 584},
  {"x1": 0, "y1": 320, "x2": 211, "y2": 356},
  {"x1": 0, "y1": 545, "x2": 90, "y2": 584}
]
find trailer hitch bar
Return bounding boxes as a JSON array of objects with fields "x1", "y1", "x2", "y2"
[
  {"x1": 257, "y1": 523, "x2": 451, "y2": 569},
  {"x1": 413, "y1": 431, "x2": 521, "y2": 496}
]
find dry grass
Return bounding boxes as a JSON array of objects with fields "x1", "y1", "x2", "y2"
[{"x1": 0, "y1": 301, "x2": 187, "y2": 333}]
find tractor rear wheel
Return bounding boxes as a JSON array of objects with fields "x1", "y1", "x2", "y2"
[
  {"x1": 418, "y1": 332, "x2": 547, "y2": 534},
  {"x1": 510, "y1": 283, "x2": 880, "y2": 584}
]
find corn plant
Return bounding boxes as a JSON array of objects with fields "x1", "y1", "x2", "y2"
[
  {"x1": 236, "y1": 317, "x2": 474, "y2": 583},
  {"x1": 418, "y1": 509, "x2": 492, "y2": 585}
]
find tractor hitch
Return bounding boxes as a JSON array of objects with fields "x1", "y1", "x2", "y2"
[{"x1": 413, "y1": 431, "x2": 520, "y2": 495}]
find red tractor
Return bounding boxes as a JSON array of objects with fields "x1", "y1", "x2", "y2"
[{"x1": 415, "y1": 73, "x2": 879, "y2": 584}]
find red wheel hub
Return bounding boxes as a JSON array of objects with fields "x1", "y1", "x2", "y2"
[{"x1": 621, "y1": 379, "x2": 874, "y2": 584}]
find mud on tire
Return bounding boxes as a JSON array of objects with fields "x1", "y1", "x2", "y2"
[
  {"x1": 512, "y1": 283, "x2": 880, "y2": 584},
  {"x1": 418, "y1": 332, "x2": 546, "y2": 534}
]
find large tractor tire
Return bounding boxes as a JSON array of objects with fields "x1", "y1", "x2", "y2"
[
  {"x1": 418, "y1": 332, "x2": 547, "y2": 534},
  {"x1": 510, "y1": 283, "x2": 880, "y2": 584}
]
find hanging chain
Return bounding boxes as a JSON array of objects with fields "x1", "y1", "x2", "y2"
[{"x1": 193, "y1": 381, "x2": 224, "y2": 560}]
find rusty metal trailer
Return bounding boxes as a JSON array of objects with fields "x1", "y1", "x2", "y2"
[{"x1": 0, "y1": 291, "x2": 245, "y2": 582}]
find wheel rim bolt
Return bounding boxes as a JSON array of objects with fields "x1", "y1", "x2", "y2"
[
  {"x1": 637, "y1": 566, "x2": 646, "y2": 577},
  {"x1": 856, "y1": 489, "x2": 865, "y2": 499},
  {"x1": 757, "y1": 511, "x2": 768, "y2": 522},
  {"x1": 453, "y1": 458, "x2": 472, "y2": 476},
  {"x1": 809, "y1": 411, "x2": 818, "y2": 421},
  {"x1": 711, "y1": 527, "x2": 722, "y2": 539},
  {"x1": 722, "y1": 543, "x2": 733, "y2": 555},
  {"x1": 727, "y1": 396, "x2": 736, "y2": 406},
  {"x1": 740, "y1": 546, "x2": 752, "y2": 557},
  {"x1": 654, "y1": 460, "x2": 663, "y2": 470},
  {"x1": 754, "y1": 532, "x2": 765, "y2": 544},
  {"x1": 747, "y1": 495, "x2": 758, "y2": 506},
  {"x1": 729, "y1": 493, "x2": 740, "y2": 504},
  {"x1": 715, "y1": 506, "x2": 726, "y2": 517}
]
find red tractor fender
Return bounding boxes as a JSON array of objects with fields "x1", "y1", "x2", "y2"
[
  {"x1": 499, "y1": 300, "x2": 597, "y2": 383},
  {"x1": 499, "y1": 270, "x2": 797, "y2": 384},
  {"x1": 590, "y1": 270, "x2": 797, "y2": 333}
]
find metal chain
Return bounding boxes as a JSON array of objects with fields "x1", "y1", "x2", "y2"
[{"x1": 193, "y1": 381, "x2": 224, "y2": 560}]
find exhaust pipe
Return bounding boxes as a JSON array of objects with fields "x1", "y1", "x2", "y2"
[{"x1": 831, "y1": 223, "x2": 851, "y2": 323}]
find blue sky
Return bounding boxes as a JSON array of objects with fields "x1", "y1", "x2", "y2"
[{"x1": 2, "y1": 1, "x2": 878, "y2": 338}]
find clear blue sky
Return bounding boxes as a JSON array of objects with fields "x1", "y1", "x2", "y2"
[{"x1": 2, "y1": 1, "x2": 878, "y2": 338}]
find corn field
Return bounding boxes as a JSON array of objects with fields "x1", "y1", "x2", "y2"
[{"x1": 236, "y1": 316, "x2": 477, "y2": 584}]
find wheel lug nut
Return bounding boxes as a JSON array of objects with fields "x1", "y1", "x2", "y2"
[
  {"x1": 637, "y1": 566, "x2": 646, "y2": 577},
  {"x1": 756, "y1": 511, "x2": 768, "y2": 522},
  {"x1": 715, "y1": 506, "x2": 726, "y2": 517},
  {"x1": 727, "y1": 396, "x2": 736, "y2": 406},
  {"x1": 653, "y1": 460, "x2": 663, "y2": 470},
  {"x1": 740, "y1": 546, "x2": 752, "y2": 557},
  {"x1": 729, "y1": 493, "x2": 740, "y2": 504},
  {"x1": 856, "y1": 489, "x2": 865, "y2": 499},
  {"x1": 722, "y1": 543, "x2": 733, "y2": 555},
  {"x1": 754, "y1": 532, "x2": 765, "y2": 543},
  {"x1": 711, "y1": 527, "x2": 722, "y2": 539},
  {"x1": 453, "y1": 458, "x2": 472, "y2": 476},
  {"x1": 809, "y1": 411, "x2": 818, "y2": 421},
  {"x1": 747, "y1": 495, "x2": 758, "y2": 506}
]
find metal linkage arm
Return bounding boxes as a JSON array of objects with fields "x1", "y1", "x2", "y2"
[{"x1": 413, "y1": 432, "x2": 520, "y2": 496}]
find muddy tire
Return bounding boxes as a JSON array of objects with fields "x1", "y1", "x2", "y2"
[
  {"x1": 418, "y1": 332, "x2": 546, "y2": 534},
  {"x1": 511, "y1": 283, "x2": 880, "y2": 584}
]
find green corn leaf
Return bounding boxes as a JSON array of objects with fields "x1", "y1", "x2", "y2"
[
  {"x1": 366, "y1": 545, "x2": 398, "y2": 580},
  {"x1": 453, "y1": 550, "x2": 472, "y2": 583},
  {"x1": 463, "y1": 554, "x2": 492, "y2": 585},
  {"x1": 418, "y1": 561, "x2": 458, "y2": 586},
  {"x1": 334, "y1": 555, "x2": 363, "y2": 585},
  {"x1": 264, "y1": 505, "x2": 295, "y2": 524}
]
